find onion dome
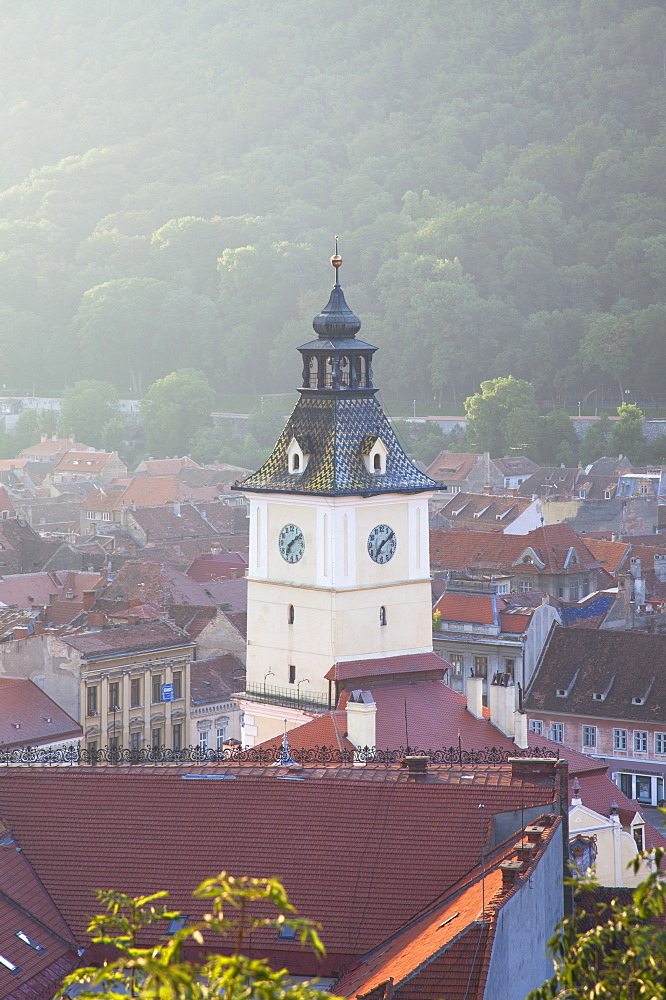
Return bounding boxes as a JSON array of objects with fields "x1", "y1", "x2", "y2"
[{"x1": 312, "y1": 247, "x2": 361, "y2": 339}]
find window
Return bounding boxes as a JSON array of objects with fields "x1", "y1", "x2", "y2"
[
  {"x1": 168, "y1": 916, "x2": 188, "y2": 934},
  {"x1": 16, "y1": 931, "x2": 44, "y2": 954},
  {"x1": 519, "y1": 581, "x2": 532, "y2": 593},
  {"x1": 101, "y1": 512, "x2": 111, "y2": 521},
  {"x1": 569, "y1": 583, "x2": 579, "y2": 601},
  {"x1": 288, "y1": 664, "x2": 296, "y2": 685},
  {"x1": 504, "y1": 658, "x2": 515, "y2": 681},
  {"x1": 604, "y1": 490, "x2": 612, "y2": 500},
  {"x1": 152, "y1": 728, "x2": 162, "y2": 750},
  {"x1": 373, "y1": 453, "x2": 381, "y2": 471},
  {"x1": 656, "y1": 733, "x2": 666, "y2": 755},
  {"x1": 173, "y1": 724, "x2": 182, "y2": 752},
  {"x1": 86, "y1": 510, "x2": 95, "y2": 519},
  {"x1": 130, "y1": 678, "x2": 141, "y2": 708},
  {"x1": 172, "y1": 670, "x2": 182, "y2": 700},
  {"x1": 292, "y1": 453, "x2": 300, "y2": 472},
  {"x1": 634, "y1": 730, "x2": 648, "y2": 753},
  {"x1": 152, "y1": 674, "x2": 162, "y2": 704},
  {"x1": 0, "y1": 954, "x2": 20, "y2": 973},
  {"x1": 529, "y1": 719, "x2": 543, "y2": 735},
  {"x1": 216, "y1": 726, "x2": 227, "y2": 751},
  {"x1": 379, "y1": 605, "x2": 387, "y2": 626},
  {"x1": 613, "y1": 728, "x2": 627, "y2": 751},
  {"x1": 287, "y1": 604, "x2": 294, "y2": 624},
  {"x1": 109, "y1": 681, "x2": 120, "y2": 711},
  {"x1": 449, "y1": 654, "x2": 464, "y2": 676},
  {"x1": 198, "y1": 730, "x2": 209, "y2": 752},
  {"x1": 129, "y1": 732, "x2": 140, "y2": 754},
  {"x1": 582, "y1": 725, "x2": 597, "y2": 749},
  {"x1": 86, "y1": 686, "x2": 98, "y2": 716},
  {"x1": 633, "y1": 825, "x2": 644, "y2": 851},
  {"x1": 278, "y1": 923, "x2": 296, "y2": 940},
  {"x1": 473, "y1": 656, "x2": 488, "y2": 678},
  {"x1": 550, "y1": 723, "x2": 563, "y2": 743}
]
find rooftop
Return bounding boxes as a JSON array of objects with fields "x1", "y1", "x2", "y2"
[{"x1": 62, "y1": 622, "x2": 193, "y2": 659}]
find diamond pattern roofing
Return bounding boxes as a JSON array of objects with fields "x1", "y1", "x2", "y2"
[{"x1": 238, "y1": 395, "x2": 437, "y2": 496}]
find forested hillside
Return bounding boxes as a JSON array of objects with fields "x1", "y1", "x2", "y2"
[{"x1": 0, "y1": 0, "x2": 664, "y2": 405}]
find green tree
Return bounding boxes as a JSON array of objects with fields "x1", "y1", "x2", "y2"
[
  {"x1": 141, "y1": 369, "x2": 214, "y2": 459},
  {"x1": 12, "y1": 408, "x2": 41, "y2": 455},
  {"x1": 465, "y1": 377, "x2": 540, "y2": 457},
  {"x1": 608, "y1": 402, "x2": 646, "y2": 464},
  {"x1": 60, "y1": 380, "x2": 119, "y2": 448},
  {"x1": 579, "y1": 412, "x2": 612, "y2": 465},
  {"x1": 529, "y1": 850, "x2": 666, "y2": 1000},
  {"x1": 58, "y1": 872, "x2": 334, "y2": 1000},
  {"x1": 537, "y1": 410, "x2": 579, "y2": 466},
  {"x1": 189, "y1": 426, "x2": 220, "y2": 465}
]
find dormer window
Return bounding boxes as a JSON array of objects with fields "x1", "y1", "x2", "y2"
[
  {"x1": 362, "y1": 436, "x2": 388, "y2": 476},
  {"x1": 286, "y1": 437, "x2": 309, "y2": 476}
]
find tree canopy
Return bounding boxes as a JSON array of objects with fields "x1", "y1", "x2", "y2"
[
  {"x1": 140, "y1": 368, "x2": 214, "y2": 458},
  {"x1": 0, "y1": 1, "x2": 661, "y2": 407}
]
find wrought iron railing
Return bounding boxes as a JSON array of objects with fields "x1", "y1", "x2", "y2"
[
  {"x1": 0, "y1": 743, "x2": 560, "y2": 767},
  {"x1": 240, "y1": 683, "x2": 330, "y2": 713}
]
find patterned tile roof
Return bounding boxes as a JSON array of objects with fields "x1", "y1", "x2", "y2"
[
  {"x1": 558, "y1": 590, "x2": 616, "y2": 628},
  {"x1": 0, "y1": 765, "x2": 557, "y2": 970},
  {"x1": 237, "y1": 395, "x2": 437, "y2": 496}
]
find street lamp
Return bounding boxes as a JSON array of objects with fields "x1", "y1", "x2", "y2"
[
  {"x1": 263, "y1": 668, "x2": 274, "y2": 698},
  {"x1": 111, "y1": 704, "x2": 120, "y2": 761}
]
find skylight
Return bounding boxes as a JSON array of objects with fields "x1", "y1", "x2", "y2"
[
  {"x1": 0, "y1": 954, "x2": 20, "y2": 973},
  {"x1": 16, "y1": 931, "x2": 45, "y2": 954}
]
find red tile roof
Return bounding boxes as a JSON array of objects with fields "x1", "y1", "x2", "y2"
[
  {"x1": 326, "y1": 652, "x2": 449, "y2": 683},
  {"x1": 438, "y1": 492, "x2": 534, "y2": 532},
  {"x1": 430, "y1": 523, "x2": 603, "y2": 577},
  {"x1": 0, "y1": 765, "x2": 558, "y2": 970},
  {"x1": 190, "y1": 655, "x2": 244, "y2": 704},
  {"x1": 256, "y1": 711, "x2": 354, "y2": 755},
  {"x1": 186, "y1": 552, "x2": 248, "y2": 582},
  {"x1": 433, "y1": 592, "x2": 499, "y2": 625},
  {"x1": 53, "y1": 450, "x2": 114, "y2": 474},
  {"x1": 425, "y1": 452, "x2": 481, "y2": 482},
  {"x1": 62, "y1": 622, "x2": 193, "y2": 659},
  {"x1": 0, "y1": 571, "x2": 104, "y2": 610},
  {"x1": 100, "y1": 560, "x2": 216, "y2": 607},
  {"x1": 141, "y1": 457, "x2": 203, "y2": 476},
  {"x1": 0, "y1": 485, "x2": 15, "y2": 515},
  {"x1": 499, "y1": 610, "x2": 532, "y2": 634},
  {"x1": 584, "y1": 539, "x2": 631, "y2": 576},
  {"x1": 0, "y1": 829, "x2": 78, "y2": 1000},
  {"x1": 0, "y1": 679, "x2": 81, "y2": 749}
]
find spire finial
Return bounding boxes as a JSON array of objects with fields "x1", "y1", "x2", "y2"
[{"x1": 331, "y1": 235, "x2": 342, "y2": 286}]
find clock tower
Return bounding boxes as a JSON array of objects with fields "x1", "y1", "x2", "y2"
[{"x1": 234, "y1": 251, "x2": 438, "y2": 744}]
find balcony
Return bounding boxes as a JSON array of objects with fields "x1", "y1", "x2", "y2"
[{"x1": 239, "y1": 682, "x2": 329, "y2": 713}]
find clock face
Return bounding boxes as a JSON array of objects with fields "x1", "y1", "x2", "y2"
[
  {"x1": 367, "y1": 524, "x2": 396, "y2": 564},
  {"x1": 279, "y1": 523, "x2": 305, "y2": 563}
]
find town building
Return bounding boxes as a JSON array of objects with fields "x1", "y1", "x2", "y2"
[
  {"x1": 234, "y1": 254, "x2": 439, "y2": 744},
  {"x1": 51, "y1": 449, "x2": 127, "y2": 484},
  {"x1": 524, "y1": 626, "x2": 666, "y2": 806}
]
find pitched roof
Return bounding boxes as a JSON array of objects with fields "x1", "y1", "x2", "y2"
[
  {"x1": 433, "y1": 592, "x2": 499, "y2": 626},
  {"x1": 190, "y1": 655, "x2": 244, "y2": 704},
  {"x1": 18, "y1": 437, "x2": 90, "y2": 459},
  {"x1": 524, "y1": 625, "x2": 666, "y2": 720},
  {"x1": 517, "y1": 467, "x2": 579, "y2": 497},
  {"x1": 325, "y1": 652, "x2": 448, "y2": 683},
  {"x1": 140, "y1": 457, "x2": 203, "y2": 476},
  {"x1": 492, "y1": 456, "x2": 540, "y2": 477},
  {"x1": 0, "y1": 765, "x2": 557, "y2": 967},
  {"x1": 0, "y1": 829, "x2": 79, "y2": 1000},
  {"x1": 100, "y1": 560, "x2": 216, "y2": 607},
  {"x1": 436, "y1": 492, "x2": 534, "y2": 532},
  {"x1": 584, "y1": 539, "x2": 631, "y2": 575},
  {"x1": 0, "y1": 571, "x2": 104, "y2": 610},
  {"x1": 256, "y1": 711, "x2": 354, "y2": 755},
  {"x1": 430, "y1": 524, "x2": 602, "y2": 577},
  {"x1": 558, "y1": 590, "x2": 617, "y2": 628},
  {"x1": 62, "y1": 622, "x2": 192, "y2": 659},
  {"x1": 238, "y1": 395, "x2": 437, "y2": 497},
  {"x1": 0, "y1": 679, "x2": 81, "y2": 748},
  {"x1": 128, "y1": 502, "x2": 233, "y2": 542},
  {"x1": 52, "y1": 450, "x2": 114, "y2": 474},
  {"x1": 425, "y1": 451, "x2": 482, "y2": 483},
  {"x1": 186, "y1": 552, "x2": 248, "y2": 583}
]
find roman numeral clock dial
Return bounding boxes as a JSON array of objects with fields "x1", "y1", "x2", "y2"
[
  {"x1": 279, "y1": 523, "x2": 305, "y2": 563},
  {"x1": 367, "y1": 524, "x2": 396, "y2": 564}
]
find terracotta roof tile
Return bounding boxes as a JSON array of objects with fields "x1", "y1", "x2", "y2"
[
  {"x1": 0, "y1": 679, "x2": 81, "y2": 748},
  {"x1": 190, "y1": 655, "x2": 244, "y2": 704},
  {"x1": 256, "y1": 711, "x2": 354, "y2": 754},
  {"x1": 62, "y1": 622, "x2": 193, "y2": 658},
  {"x1": 430, "y1": 524, "x2": 602, "y2": 577},
  {"x1": 0, "y1": 766, "x2": 557, "y2": 968},
  {"x1": 584, "y1": 539, "x2": 631, "y2": 575},
  {"x1": 186, "y1": 552, "x2": 248, "y2": 582},
  {"x1": 433, "y1": 593, "x2": 500, "y2": 625},
  {"x1": 101, "y1": 561, "x2": 216, "y2": 607},
  {"x1": 326, "y1": 652, "x2": 449, "y2": 683},
  {"x1": 425, "y1": 452, "x2": 481, "y2": 482}
]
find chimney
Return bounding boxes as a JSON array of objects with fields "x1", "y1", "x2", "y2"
[
  {"x1": 489, "y1": 673, "x2": 516, "y2": 736},
  {"x1": 51, "y1": 433, "x2": 57, "y2": 441},
  {"x1": 33, "y1": 621, "x2": 43, "y2": 636},
  {"x1": 400, "y1": 755, "x2": 428, "y2": 778},
  {"x1": 346, "y1": 690, "x2": 376, "y2": 750},
  {"x1": 524, "y1": 825, "x2": 544, "y2": 846},
  {"x1": 514, "y1": 840, "x2": 535, "y2": 868},
  {"x1": 40, "y1": 433, "x2": 47, "y2": 443},
  {"x1": 500, "y1": 859, "x2": 523, "y2": 892},
  {"x1": 466, "y1": 676, "x2": 484, "y2": 719},
  {"x1": 513, "y1": 710, "x2": 528, "y2": 749},
  {"x1": 82, "y1": 590, "x2": 96, "y2": 611},
  {"x1": 87, "y1": 611, "x2": 107, "y2": 628},
  {"x1": 509, "y1": 757, "x2": 558, "y2": 781},
  {"x1": 13, "y1": 627, "x2": 28, "y2": 640},
  {"x1": 69, "y1": 433, "x2": 75, "y2": 445},
  {"x1": 173, "y1": 502, "x2": 181, "y2": 517},
  {"x1": 654, "y1": 553, "x2": 666, "y2": 584}
]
